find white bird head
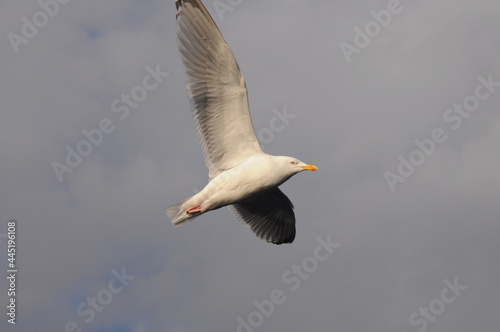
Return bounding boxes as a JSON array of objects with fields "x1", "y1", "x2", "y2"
[{"x1": 277, "y1": 156, "x2": 318, "y2": 175}]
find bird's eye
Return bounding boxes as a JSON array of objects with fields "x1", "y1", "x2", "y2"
[{"x1": 290, "y1": 161, "x2": 297, "y2": 165}]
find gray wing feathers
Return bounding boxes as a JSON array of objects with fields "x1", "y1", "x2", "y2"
[
  {"x1": 228, "y1": 188, "x2": 296, "y2": 244},
  {"x1": 176, "y1": 0, "x2": 262, "y2": 178}
]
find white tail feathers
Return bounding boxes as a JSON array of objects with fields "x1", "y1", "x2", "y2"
[{"x1": 166, "y1": 197, "x2": 200, "y2": 226}]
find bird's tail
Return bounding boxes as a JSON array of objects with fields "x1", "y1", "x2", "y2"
[{"x1": 166, "y1": 196, "x2": 200, "y2": 226}]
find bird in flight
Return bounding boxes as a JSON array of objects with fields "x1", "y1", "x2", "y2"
[{"x1": 167, "y1": 0, "x2": 318, "y2": 244}]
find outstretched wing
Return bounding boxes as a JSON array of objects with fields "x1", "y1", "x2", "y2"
[
  {"x1": 227, "y1": 188, "x2": 296, "y2": 244},
  {"x1": 175, "y1": 0, "x2": 262, "y2": 178}
]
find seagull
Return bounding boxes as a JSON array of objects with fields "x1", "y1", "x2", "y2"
[{"x1": 167, "y1": 0, "x2": 318, "y2": 244}]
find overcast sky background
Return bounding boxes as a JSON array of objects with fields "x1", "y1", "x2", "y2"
[{"x1": 1, "y1": 0, "x2": 499, "y2": 331}]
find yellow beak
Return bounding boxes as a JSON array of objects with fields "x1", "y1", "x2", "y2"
[{"x1": 301, "y1": 164, "x2": 318, "y2": 171}]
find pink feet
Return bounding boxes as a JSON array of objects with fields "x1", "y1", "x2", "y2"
[{"x1": 186, "y1": 205, "x2": 202, "y2": 215}]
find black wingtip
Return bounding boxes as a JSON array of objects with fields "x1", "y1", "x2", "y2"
[
  {"x1": 269, "y1": 236, "x2": 295, "y2": 245},
  {"x1": 175, "y1": 0, "x2": 181, "y2": 18},
  {"x1": 268, "y1": 224, "x2": 296, "y2": 245}
]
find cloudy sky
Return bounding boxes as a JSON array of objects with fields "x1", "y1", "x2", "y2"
[{"x1": 1, "y1": 0, "x2": 499, "y2": 331}]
